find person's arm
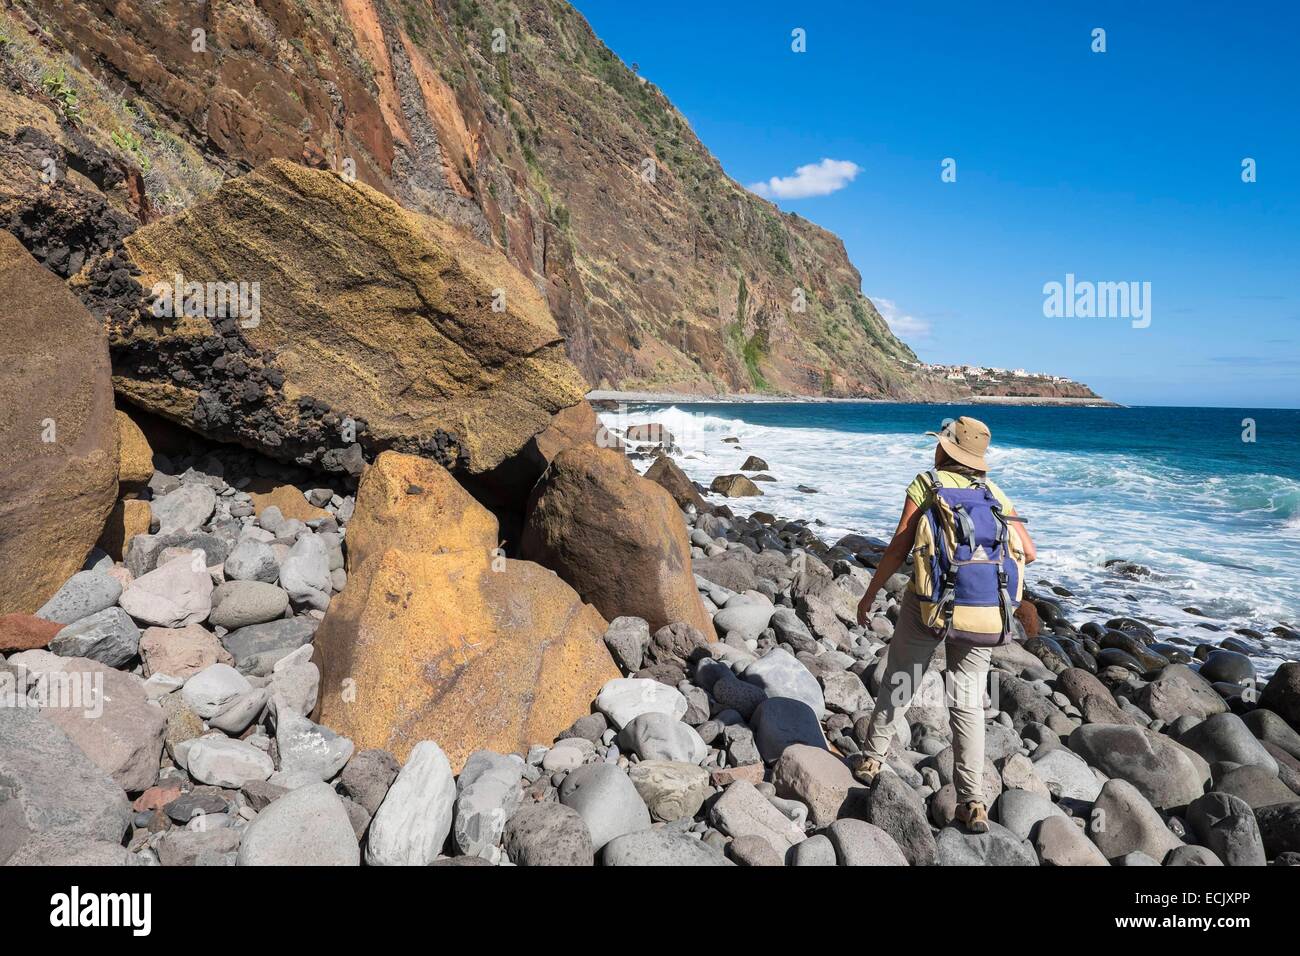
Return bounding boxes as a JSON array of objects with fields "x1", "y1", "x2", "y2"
[
  {"x1": 1007, "y1": 507, "x2": 1037, "y2": 564},
  {"x1": 857, "y1": 496, "x2": 922, "y2": 625}
]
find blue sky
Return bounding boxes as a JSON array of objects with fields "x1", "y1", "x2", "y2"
[{"x1": 570, "y1": 0, "x2": 1299, "y2": 407}]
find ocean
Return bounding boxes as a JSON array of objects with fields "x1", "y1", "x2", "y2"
[{"x1": 599, "y1": 402, "x2": 1300, "y2": 675}]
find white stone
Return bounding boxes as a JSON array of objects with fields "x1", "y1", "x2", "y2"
[
  {"x1": 119, "y1": 555, "x2": 214, "y2": 627},
  {"x1": 366, "y1": 741, "x2": 457, "y2": 866},
  {"x1": 595, "y1": 677, "x2": 687, "y2": 730},
  {"x1": 181, "y1": 663, "x2": 252, "y2": 719},
  {"x1": 186, "y1": 736, "x2": 274, "y2": 787}
]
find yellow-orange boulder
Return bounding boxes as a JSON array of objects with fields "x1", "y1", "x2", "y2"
[
  {"x1": 343, "y1": 451, "x2": 499, "y2": 563},
  {"x1": 115, "y1": 409, "x2": 155, "y2": 489},
  {"x1": 98, "y1": 499, "x2": 152, "y2": 561},
  {"x1": 313, "y1": 452, "x2": 617, "y2": 771},
  {"x1": 247, "y1": 480, "x2": 332, "y2": 524}
]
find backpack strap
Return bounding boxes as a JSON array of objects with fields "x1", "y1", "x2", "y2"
[
  {"x1": 997, "y1": 563, "x2": 1014, "y2": 637},
  {"x1": 938, "y1": 571, "x2": 958, "y2": 640},
  {"x1": 952, "y1": 504, "x2": 977, "y2": 549}
]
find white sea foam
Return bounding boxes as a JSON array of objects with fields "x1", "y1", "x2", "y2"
[{"x1": 603, "y1": 405, "x2": 1300, "y2": 675}]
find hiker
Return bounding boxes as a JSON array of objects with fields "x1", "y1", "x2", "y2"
[{"x1": 852, "y1": 416, "x2": 1036, "y2": 833}]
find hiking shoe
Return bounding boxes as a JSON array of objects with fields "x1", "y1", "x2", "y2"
[
  {"x1": 849, "y1": 755, "x2": 883, "y2": 785},
  {"x1": 955, "y1": 800, "x2": 989, "y2": 834}
]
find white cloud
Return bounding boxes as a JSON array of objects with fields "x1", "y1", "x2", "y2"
[
  {"x1": 872, "y1": 296, "x2": 931, "y2": 340},
  {"x1": 748, "y1": 158, "x2": 860, "y2": 199}
]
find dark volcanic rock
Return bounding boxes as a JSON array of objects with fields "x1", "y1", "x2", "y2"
[{"x1": 1068, "y1": 723, "x2": 1210, "y2": 809}]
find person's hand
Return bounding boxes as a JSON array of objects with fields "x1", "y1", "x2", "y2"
[{"x1": 856, "y1": 589, "x2": 879, "y2": 627}]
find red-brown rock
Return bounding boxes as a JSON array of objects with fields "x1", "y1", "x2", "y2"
[
  {"x1": 521, "y1": 444, "x2": 716, "y2": 639},
  {"x1": 644, "y1": 455, "x2": 711, "y2": 514},
  {"x1": 0, "y1": 233, "x2": 119, "y2": 615},
  {"x1": 0, "y1": 613, "x2": 63, "y2": 653}
]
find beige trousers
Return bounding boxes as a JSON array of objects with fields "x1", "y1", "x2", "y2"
[{"x1": 860, "y1": 592, "x2": 992, "y2": 804}]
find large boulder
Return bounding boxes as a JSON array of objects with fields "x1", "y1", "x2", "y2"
[
  {"x1": 526, "y1": 400, "x2": 618, "y2": 468},
  {"x1": 710, "y1": 474, "x2": 762, "y2": 497},
  {"x1": 0, "y1": 707, "x2": 132, "y2": 863},
  {"x1": 1260, "y1": 663, "x2": 1300, "y2": 731},
  {"x1": 20, "y1": 652, "x2": 166, "y2": 793},
  {"x1": 644, "y1": 455, "x2": 710, "y2": 513},
  {"x1": 771, "y1": 744, "x2": 862, "y2": 826},
  {"x1": 107, "y1": 160, "x2": 588, "y2": 477},
  {"x1": 314, "y1": 453, "x2": 617, "y2": 771},
  {"x1": 1136, "y1": 664, "x2": 1228, "y2": 723},
  {"x1": 237, "y1": 782, "x2": 359, "y2": 866},
  {"x1": 1176, "y1": 712, "x2": 1278, "y2": 776},
  {"x1": 114, "y1": 408, "x2": 155, "y2": 490},
  {"x1": 0, "y1": 231, "x2": 118, "y2": 615},
  {"x1": 1088, "y1": 778, "x2": 1185, "y2": 863},
  {"x1": 520, "y1": 444, "x2": 715, "y2": 639},
  {"x1": 1186, "y1": 792, "x2": 1267, "y2": 867},
  {"x1": 1069, "y1": 723, "x2": 1210, "y2": 809}
]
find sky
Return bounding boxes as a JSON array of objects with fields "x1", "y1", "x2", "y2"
[{"x1": 569, "y1": 0, "x2": 1299, "y2": 408}]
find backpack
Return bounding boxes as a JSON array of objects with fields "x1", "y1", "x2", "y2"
[{"x1": 910, "y1": 470, "x2": 1026, "y2": 647}]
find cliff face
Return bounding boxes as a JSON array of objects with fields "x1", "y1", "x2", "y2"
[{"x1": 2, "y1": 0, "x2": 958, "y2": 400}]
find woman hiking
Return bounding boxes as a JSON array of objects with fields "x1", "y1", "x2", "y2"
[{"x1": 851, "y1": 416, "x2": 1036, "y2": 833}]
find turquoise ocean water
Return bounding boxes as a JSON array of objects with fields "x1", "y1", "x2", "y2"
[{"x1": 601, "y1": 403, "x2": 1300, "y2": 672}]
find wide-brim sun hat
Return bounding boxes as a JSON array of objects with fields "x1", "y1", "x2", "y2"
[{"x1": 924, "y1": 416, "x2": 991, "y2": 471}]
